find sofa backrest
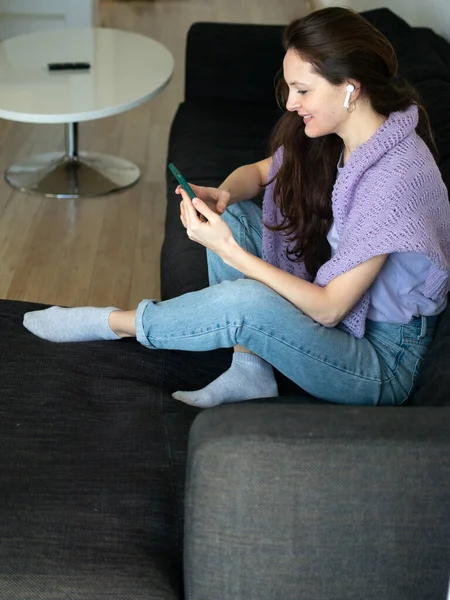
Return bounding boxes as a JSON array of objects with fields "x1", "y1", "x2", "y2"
[
  {"x1": 361, "y1": 9, "x2": 450, "y2": 192},
  {"x1": 185, "y1": 22, "x2": 284, "y2": 107}
]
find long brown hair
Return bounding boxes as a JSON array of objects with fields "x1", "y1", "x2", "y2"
[{"x1": 267, "y1": 7, "x2": 437, "y2": 278}]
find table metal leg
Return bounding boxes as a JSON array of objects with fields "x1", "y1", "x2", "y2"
[{"x1": 4, "y1": 122, "x2": 140, "y2": 198}]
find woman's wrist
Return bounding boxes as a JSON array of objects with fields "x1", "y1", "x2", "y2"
[{"x1": 217, "y1": 235, "x2": 246, "y2": 267}]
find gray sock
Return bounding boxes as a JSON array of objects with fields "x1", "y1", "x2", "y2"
[
  {"x1": 172, "y1": 351, "x2": 278, "y2": 408},
  {"x1": 23, "y1": 306, "x2": 121, "y2": 343}
]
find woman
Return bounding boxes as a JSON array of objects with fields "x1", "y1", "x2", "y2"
[{"x1": 24, "y1": 7, "x2": 450, "y2": 407}]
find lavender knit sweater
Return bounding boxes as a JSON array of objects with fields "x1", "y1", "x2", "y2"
[{"x1": 262, "y1": 105, "x2": 450, "y2": 338}]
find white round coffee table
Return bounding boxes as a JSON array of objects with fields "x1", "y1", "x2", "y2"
[{"x1": 0, "y1": 28, "x2": 174, "y2": 198}]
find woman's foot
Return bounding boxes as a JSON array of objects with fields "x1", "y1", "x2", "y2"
[
  {"x1": 172, "y1": 351, "x2": 278, "y2": 408},
  {"x1": 23, "y1": 306, "x2": 132, "y2": 342}
]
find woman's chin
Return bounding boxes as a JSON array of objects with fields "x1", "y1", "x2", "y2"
[
  {"x1": 304, "y1": 127, "x2": 318, "y2": 138},
  {"x1": 304, "y1": 125, "x2": 328, "y2": 139}
]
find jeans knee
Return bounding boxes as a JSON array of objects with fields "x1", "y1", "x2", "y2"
[
  {"x1": 224, "y1": 203, "x2": 243, "y2": 218},
  {"x1": 223, "y1": 200, "x2": 260, "y2": 225},
  {"x1": 218, "y1": 279, "x2": 274, "y2": 310}
]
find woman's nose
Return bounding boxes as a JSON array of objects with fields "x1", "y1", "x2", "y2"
[{"x1": 286, "y1": 91, "x2": 299, "y2": 112}]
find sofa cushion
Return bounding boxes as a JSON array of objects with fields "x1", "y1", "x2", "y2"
[{"x1": 0, "y1": 299, "x2": 234, "y2": 599}]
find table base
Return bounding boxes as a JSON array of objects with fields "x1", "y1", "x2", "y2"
[{"x1": 5, "y1": 151, "x2": 140, "y2": 199}]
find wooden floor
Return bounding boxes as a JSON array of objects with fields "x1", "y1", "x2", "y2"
[{"x1": 0, "y1": 0, "x2": 311, "y2": 309}]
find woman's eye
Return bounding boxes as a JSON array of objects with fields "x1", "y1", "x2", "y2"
[{"x1": 297, "y1": 90, "x2": 307, "y2": 95}]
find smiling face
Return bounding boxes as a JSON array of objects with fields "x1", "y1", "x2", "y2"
[{"x1": 283, "y1": 48, "x2": 352, "y2": 138}]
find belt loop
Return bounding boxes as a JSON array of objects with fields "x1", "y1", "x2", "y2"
[{"x1": 420, "y1": 315, "x2": 427, "y2": 339}]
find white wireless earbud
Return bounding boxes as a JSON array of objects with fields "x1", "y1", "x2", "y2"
[{"x1": 343, "y1": 83, "x2": 355, "y2": 109}]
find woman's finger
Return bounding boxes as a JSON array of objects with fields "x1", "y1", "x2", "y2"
[
  {"x1": 191, "y1": 196, "x2": 216, "y2": 222},
  {"x1": 180, "y1": 188, "x2": 200, "y2": 223},
  {"x1": 180, "y1": 200, "x2": 187, "y2": 227}
]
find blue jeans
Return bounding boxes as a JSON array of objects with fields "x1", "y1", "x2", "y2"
[{"x1": 136, "y1": 201, "x2": 438, "y2": 405}]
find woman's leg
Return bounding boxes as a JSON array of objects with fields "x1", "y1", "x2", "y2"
[
  {"x1": 173, "y1": 201, "x2": 278, "y2": 405},
  {"x1": 22, "y1": 259, "x2": 421, "y2": 405},
  {"x1": 206, "y1": 199, "x2": 263, "y2": 286},
  {"x1": 133, "y1": 278, "x2": 406, "y2": 406}
]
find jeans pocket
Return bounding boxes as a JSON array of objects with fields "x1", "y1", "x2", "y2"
[
  {"x1": 365, "y1": 319, "x2": 434, "y2": 405},
  {"x1": 365, "y1": 329, "x2": 403, "y2": 375}
]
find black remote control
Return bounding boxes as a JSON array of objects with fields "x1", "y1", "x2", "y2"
[{"x1": 48, "y1": 62, "x2": 91, "y2": 71}]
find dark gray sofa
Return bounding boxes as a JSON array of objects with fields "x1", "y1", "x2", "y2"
[{"x1": 0, "y1": 8, "x2": 449, "y2": 600}]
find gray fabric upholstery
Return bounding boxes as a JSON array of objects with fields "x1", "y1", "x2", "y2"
[{"x1": 184, "y1": 403, "x2": 450, "y2": 600}]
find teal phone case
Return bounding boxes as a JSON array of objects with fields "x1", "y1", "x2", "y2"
[{"x1": 168, "y1": 163, "x2": 196, "y2": 200}]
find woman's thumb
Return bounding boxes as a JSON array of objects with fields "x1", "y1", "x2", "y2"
[{"x1": 216, "y1": 189, "x2": 230, "y2": 213}]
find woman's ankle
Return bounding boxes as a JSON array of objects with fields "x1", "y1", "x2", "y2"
[
  {"x1": 233, "y1": 344, "x2": 254, "y2": 354},
  {"x1": 108, "y1": 309, "x2": 137, "y2": 338}
]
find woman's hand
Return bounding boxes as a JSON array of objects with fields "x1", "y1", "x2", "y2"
[
  {"x1": 179, "y1": 188, "x2": 237, "y2": 256},
  {"x1": 175, "y1": 183, "x2": 230, "y2": 215}
]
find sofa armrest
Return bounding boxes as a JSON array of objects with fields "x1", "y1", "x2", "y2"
[
  {"x1": 184, "y1": 22, "x2": 284, "y2": 105},
  {"x1": 184, "y1": 402, "x2": 450, "y2": 600}
]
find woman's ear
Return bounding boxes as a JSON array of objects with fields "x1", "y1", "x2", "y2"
[
  {"x1": 348, "y1": 80, "x2": 361, "y2": 100},
  {"x1": 343, "y1": 80, "x2": 361, "y2": 109}
]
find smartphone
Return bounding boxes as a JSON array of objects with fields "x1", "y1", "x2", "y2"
[{"x1": 168, "y1": 163, "x2": 196, "y2": 200}]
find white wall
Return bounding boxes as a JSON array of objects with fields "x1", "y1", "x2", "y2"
[
  {"x1": 0, "y1": 0, "x2": 99, "y2": 41},
  {"x1": 314, "y1": 0, "x2": 450, "y2": 41}
]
